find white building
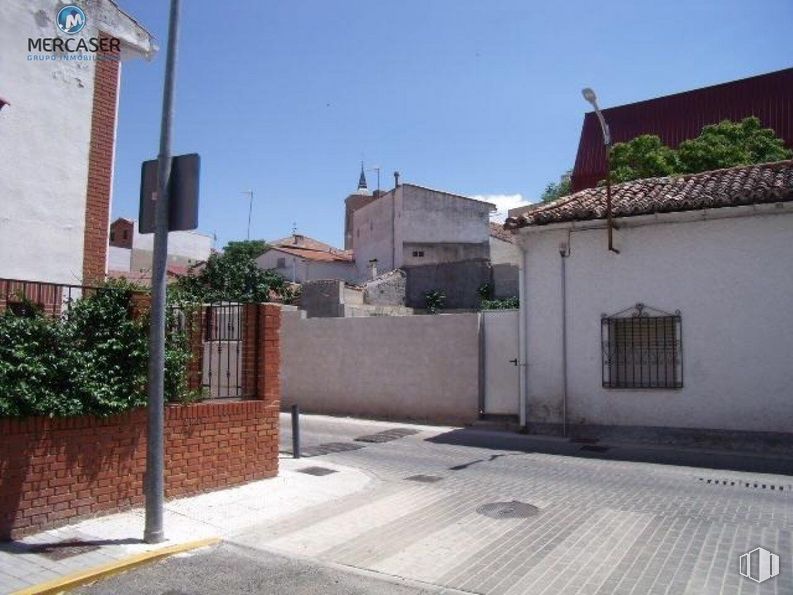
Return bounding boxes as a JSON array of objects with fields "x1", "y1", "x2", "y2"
[
  {"x1": 256, "y1": 234, "x2": 357, "y2": 284},
  {"x1": 0, "y1": 0, "x2": 155, "y2": 286},
  {"x1": 108, "y1": 217, "x2": 213, "y2": 274},
  {"x1": 505, "y1": 160, "x2": 793, "y2": 437},
  {"x1": 349, "y1": 182, "x2": 495, "y2": 280}
]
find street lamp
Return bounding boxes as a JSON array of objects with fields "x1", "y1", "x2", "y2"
[{"x1": 581, "y1": 87, "x2": 619, "y2": 253}]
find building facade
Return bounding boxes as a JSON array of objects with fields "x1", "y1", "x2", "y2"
[
  {"x1": 0, "y1": 0, "x2": 155, "y2": 285},
  {"x1": 506, "y1": 160, "x2": 793, "y2": 436},
  {"x1": 350, "y1": 183, "x2": 495, "y2": 280},
  {"x1": 256, "y1": 234, "x2": 357, "y2": 284},
  {"x1": 108, "y1": 218, "x2": 213, "y2": 274}
]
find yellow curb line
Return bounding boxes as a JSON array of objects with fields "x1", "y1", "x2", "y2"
[{"x1": 13, "y1": 537, "x2": 221, "y2": 595}]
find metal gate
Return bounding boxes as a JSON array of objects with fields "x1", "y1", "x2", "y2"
[
  {"x1": 202, "y1": 302, "x2": 245, "y2": 398},
  {"x1": 482, "y1": 309, "x2": 520, "y2": 416}
]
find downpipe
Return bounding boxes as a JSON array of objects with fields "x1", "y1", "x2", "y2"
[{"x1": 559, "y1": 240, "x2": 569, "y2": 437}]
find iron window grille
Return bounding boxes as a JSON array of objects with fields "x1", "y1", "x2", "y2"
[{"x1": 601, "y1": 303, "x2": 682, "y2": 389}]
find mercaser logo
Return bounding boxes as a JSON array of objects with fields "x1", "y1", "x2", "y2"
[
  {"x1": 56, "y1": 5, "x2": 86, "y2": 35},
  {"x1": 739, "y1": 547, "x2": 780, "y2": 584},
  {"x1": 27, "y1": 4, "x2": 121, "y2": 60}
]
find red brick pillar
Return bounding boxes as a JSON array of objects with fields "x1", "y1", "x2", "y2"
[
  {"x1": 261, "y1": 304, "x2": 281, "y2": 406},
  {"x1": 240, "y1": 303, "x2": 281, "y2": 404}
]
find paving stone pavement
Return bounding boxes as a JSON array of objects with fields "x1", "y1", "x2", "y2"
[{"x1": 263, "y1": 414, "x2": 793, "y2": 595}]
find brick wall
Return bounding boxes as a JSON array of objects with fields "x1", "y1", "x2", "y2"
[
  {"x1": 0, "y1": 303, "x2": 281, "y2": 540},
  {"x1": 82, "y1": 47, "x2": 120, "y2": 284}
]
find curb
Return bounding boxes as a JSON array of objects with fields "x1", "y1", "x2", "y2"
[{"x1": 13, "y1": 537, "x2": 221, "y2": 595}]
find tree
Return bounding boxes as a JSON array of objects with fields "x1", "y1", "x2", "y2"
[
  {"x1": 222, "y1": 239, "x2": 270, "y2": 260},
  {"x1": 609, "y1": 134, "x2": 680, "y2": 183},
  {"x1": 676, "y1": 117, "x2": 792, "y2": 173},
  {"x1": 171, "y1": 243, "x2": 290, "y2": 304},
  {"x1": 606, "y1": 117, "x2": 791, "y2": 184},
  {"x1": 540, "y1": 174, "x2": 572, "y2": 203}
]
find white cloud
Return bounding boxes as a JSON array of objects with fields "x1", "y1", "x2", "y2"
[{"x1": 474, "y1": 193, "x2": 532, "y2": 222}]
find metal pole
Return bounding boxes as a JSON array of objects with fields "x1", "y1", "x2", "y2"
[
  {"x1": 605, "y1": 146, "x2": 619, "y2": 254},
  {"x1": 244, "y1": 191, "x2": 254, "y2": 241},
  {"x1": 145, "y1": 0, "x2": 181, "y2": 545},
  {"x1": 291, "y1": 404, "x2": 301, "y2": 458}
]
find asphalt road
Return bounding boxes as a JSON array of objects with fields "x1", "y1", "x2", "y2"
[
  {"x1": 77, "y1": 541, "x2": 437, "y2": 595},
  {"x1": 80, "y1": 414, "x2": 793, "y2": 594}
]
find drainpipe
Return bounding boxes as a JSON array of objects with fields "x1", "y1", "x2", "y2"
[
  {"x1": 559, "y1": 239, "x2": 570, "y2": 437},
  {"x1": 517, "y1": 241, "x2": 529, "y2": 429}
]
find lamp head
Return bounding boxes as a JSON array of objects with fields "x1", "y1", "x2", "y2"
[{"x1": 581, "y1": 87, "x2": 597, "y2": 106}]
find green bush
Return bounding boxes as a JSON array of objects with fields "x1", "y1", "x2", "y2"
[
  {"x1": 424, "y1": 289, "x2": 447, "y2": 314},
  {"x1": 0, "y1": 282, "x2": 193, "y2": 418},
  {"x1": 481, "y1": 297, "x2": 519, "y2": 310}
]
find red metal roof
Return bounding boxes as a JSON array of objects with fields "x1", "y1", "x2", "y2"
[{"x1": 571, "y1": 68, "x2": 793, "y2": 192}]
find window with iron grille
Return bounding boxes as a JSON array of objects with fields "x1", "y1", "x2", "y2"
[{"x1": 601, "y1": 303, "x2": 682, "y2": 389}]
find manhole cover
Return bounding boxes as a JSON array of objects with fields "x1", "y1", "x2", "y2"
[
  {"x1": 297, "y1": 466, "x2": 337, "y2": 476},
  {"x1": 301, "y1": 442, "x2": 366, "y2": 457},
  {"x1": 580, "y1": 445, "x2": 610, "y2": 453},
  {"x1": 355, "y1": 428, "x2": 420, "y2": 443},
  {"x1": 405, "y1": 474, "x2": 443, "y2": 483},
  {"x1": 29, "y1": 540, "x2": 100, "y2": 561},
  {"x1": 476, "y1": 501, "x2": 539, "y2": 519}
]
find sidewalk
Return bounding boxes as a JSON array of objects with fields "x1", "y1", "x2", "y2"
[{"x1": 0, "y1": 457, "x2": 373, "y2": 594}]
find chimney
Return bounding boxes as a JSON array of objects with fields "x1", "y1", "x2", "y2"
[
  {"x1": 393, "y1": 171, "x2": 400, "y2": 188},
  {"x1": 369, "y1": 258, "x2": 378, "y2": 280},
  {"x1": 293, "y1": 234, "x2": 304, "y2": 246}
]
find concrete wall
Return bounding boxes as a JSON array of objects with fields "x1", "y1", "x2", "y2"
[
  {"x1": 281, "y1": 311, "x2": 481, "y2": 424},
  {"x1": 519, "y1": 208, "x2": 793, "y2": 434},
  {"x1": 490, "y1": 235, "x2": 521, "y2": 298},
  {"x1": 400, "y1": 185, "x2": 492, "y2": 247},
  {"x1": 405, "y1": 260, "x2": 491, "y2": 310}
]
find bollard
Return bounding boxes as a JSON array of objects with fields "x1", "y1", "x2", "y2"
[{"x1": 291, "y1": 404, "x2": 301, "y2": 459}]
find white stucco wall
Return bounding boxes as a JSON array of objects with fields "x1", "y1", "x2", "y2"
[
  {"x1": 281, "y1": 310, "x2": 481, "y2": 424},
  {"x1": 108, "y1": 246, "x2": 131, "y2": 272},
  {"x1": 0, "y1": 0, "x2": 153, "y2": 285},
  {"x1": 132, "y1": 224, "x2": 213, "y2": 261},
  {"x1": 0, "y1": 1, "x2": 97, "y2": 284},
  {"x1": 519, "y1": 207, "x2": 793, "y2": 433},
  {"x1": 351, "y1": 188, "x2": 398, "y2": 278}
]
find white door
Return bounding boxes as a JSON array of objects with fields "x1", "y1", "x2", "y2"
[{"x1": 483, "y1": 309, "x2": 520, "y2": 416}]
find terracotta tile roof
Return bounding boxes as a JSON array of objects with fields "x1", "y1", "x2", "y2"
[
  {"x1": 269, "y1": 245, "x2": 354, "y2": 263},
  {"x1": 505, "y1": 160, "x2": 793, "y2": 229},
  {"x1": 489, "y1": 221, "x2": 515, "y2": 243},
  {"x1": 267, "y1": 234, "x2": 353, "y2": 263}
]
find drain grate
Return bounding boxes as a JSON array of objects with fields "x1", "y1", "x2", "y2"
[
  {"x1": 697, "y1": 477, "x2": 790, "y2": 492},
  {"x1": 301, "y1": 442, "x2": 367, "y2": 457},
  {"x1": 29, "y1": 540, "x2": 100, "y2": 561},
  {"x1": 298, "y1": 466, "x2": 337, "y2": 476},
  {"x1": 355, "y1": 428, "x2": 420, "y2": 443},
  {"x1": 580, "y1": 445, "x2": 610, "y2": 453},
  {"x1": 476, "y1": 500, "x2": 539, "y2": 519},
  {"x1": 405, "y1": 474, "x2": 443, "y2": 483}
]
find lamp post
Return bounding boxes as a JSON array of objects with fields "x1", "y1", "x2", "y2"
[
  {"x1": 581, "y1": 87, "x2": 619, "y2": 254},
  {"x1": 145, "y1": 0, "x2": 181, "y2": 545}
]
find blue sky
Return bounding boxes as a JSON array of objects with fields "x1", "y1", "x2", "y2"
[{"x1": 113, "y1": 0, "x2": 792, "y2": 249}]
